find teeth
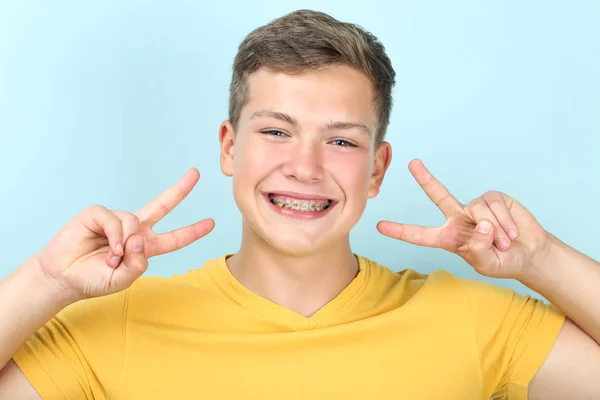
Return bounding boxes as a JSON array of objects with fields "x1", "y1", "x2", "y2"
[{"x1": 269, "y1": 195, "x2": 331, "y2": 212}]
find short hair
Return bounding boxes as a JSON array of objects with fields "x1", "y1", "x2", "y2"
[{"x1": 229, "y1": 9, "x2": 396, "y2": 145}]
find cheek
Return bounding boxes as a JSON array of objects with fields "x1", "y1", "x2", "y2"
[
  {"x1": 233, "y1": 135, "x2": 280, "y2": 188},
  {"x1": 329, "y1": 154, "x2": 373, "y2": 197}
]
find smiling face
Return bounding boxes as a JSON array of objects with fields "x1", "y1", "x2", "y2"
[{"x1": 219, "y1": 65, "x2": 392, "y2": 256}]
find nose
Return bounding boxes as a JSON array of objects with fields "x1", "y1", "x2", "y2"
[{"x1": 282, "y1": 139, "x2": 324, "y2": 183}]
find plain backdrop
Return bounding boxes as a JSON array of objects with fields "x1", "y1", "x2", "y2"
[{"x1": 1, "y1": 0, "x2": 598, "y2": 300}]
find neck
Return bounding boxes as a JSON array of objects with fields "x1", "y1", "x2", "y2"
[{"x1": 226, "y1": 222, "x2": 359, "y2": 317}]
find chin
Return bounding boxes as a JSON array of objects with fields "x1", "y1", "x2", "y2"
[{"x1": 259, "y1": 229, "x2": 330, "y2": 257}]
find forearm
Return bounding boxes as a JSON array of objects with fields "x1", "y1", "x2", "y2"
[
  {"x1": 519, "y1": 234, "x2": 600, "y2": 345},
  {"x1": 0, "y1": 254, "x2": 75, "y2": 370}
]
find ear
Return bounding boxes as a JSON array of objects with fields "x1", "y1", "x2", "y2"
[
  {"x1": 219, "y1": 120, "x2": 235, "y2": 177},
  {"x1": 368, "y1": 141, "x2": 392, "y2": 198}
]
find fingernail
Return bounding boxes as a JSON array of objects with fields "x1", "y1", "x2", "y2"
[
  {"x1": 132, "y1": 244, "x2": 143, "y2": 252},
  {"x1": 498, "y1": 238, "x2": 510, "y2": 249},
  {"x1": 110, "y1": 256, "x2": 121, "y2": 266},
  {"x1": 116, "y1": 243, "x2": 123, "y2": 254},
  {"x1": 477, "y1": 221, "x2": 491, "y2": 234},
  {"x1": 508, "y1": 229, "x2": 518, "y2": 239}
]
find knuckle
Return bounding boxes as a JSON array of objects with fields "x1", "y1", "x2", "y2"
[
  {"x1": 107, "y1": 211, "x2": 122, "y2": 226},
  {"x1": 468, "y1": 238, "x2": 487, "y2": 253},
  {"x1": 485, "y1": 190, "x2": 505, "y2": 202},
  {"x1": 130, "y1": 253, "x2": 149, "y2": 271},
  {"x1": 138, "y1": 261, "x2": 149, "y2": 274},
  {"x1": 104, "y1": 215, "x2": 123, "y2": 235},
  {"x1": 487, "y1": 199, "x2": 503, "y2": 209},
  {"x1": 125, "y1": 213, "x2": 140, "y2": 226},
  {"x1": 466, "y1": 198, "x2": 486, "y2": 213},
  {"x1": 113, "y1": 211, "x2": 140, "y2": 233},
  {"x1": 88, "y1": 204, "x2": 107, "y2": 214},
  {"x1": 172, "y1": 232, "x2": 182, "y2": 250},
  {"x1": 157, "y1": 200, "x2": 169, "y2": 215}
]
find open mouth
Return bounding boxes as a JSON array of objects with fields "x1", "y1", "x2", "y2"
[{"x1": 267, "y1": 193, "x2": 333, "y2": 212}]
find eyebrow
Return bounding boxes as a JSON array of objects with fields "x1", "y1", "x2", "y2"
[{"x1": 249, "y1": 109, "x2": 372, "y2": 137}]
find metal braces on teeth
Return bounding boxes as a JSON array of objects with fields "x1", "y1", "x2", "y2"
[{"x1": 270, "y1": 195, "x2": 330, "y2": 212}]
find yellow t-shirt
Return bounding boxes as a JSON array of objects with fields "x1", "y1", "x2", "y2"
[{"x1": 13, "y1": 255, "x2": 565, "y2": 399}]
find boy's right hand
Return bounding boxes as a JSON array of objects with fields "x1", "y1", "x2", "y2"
[{"x1": 34, "y1": 168, "x2": 214, "y2": 302}]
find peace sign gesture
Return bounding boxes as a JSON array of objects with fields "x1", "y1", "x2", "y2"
[
  {"x1": 36, "y1": 168, "x2": 215, "y2": 301},
  {"x1": 376, "y1": 160, "x2": 552, "y2": 279}
]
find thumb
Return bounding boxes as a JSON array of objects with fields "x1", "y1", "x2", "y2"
[
  {"x1": 112, "y1": 234, "x2": 148, "y2": 291},
  {"x1": 465, "y1": 219, "x2": 500, "y2": 275}
]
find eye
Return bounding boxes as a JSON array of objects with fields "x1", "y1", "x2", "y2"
[
  {"x1": 262, "y1": 130, "x2": 287, "y2": 137},
  {"x1": 330, "y1": 139, "x2": 357, "y2": 147}
]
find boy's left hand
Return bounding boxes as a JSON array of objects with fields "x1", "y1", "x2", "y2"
[{"x1": 377, "y1": 159, "x2": 553, "y2": 280}]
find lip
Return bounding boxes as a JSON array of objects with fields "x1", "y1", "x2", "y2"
[{"x1": 262, "y1": 193, "x2": 337, "y2": 220}]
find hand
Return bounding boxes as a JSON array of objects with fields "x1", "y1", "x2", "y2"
[
  {"x1": 35, "y1": 168, "x2": 214, "y2": 301},
  {"x1": 376, "y1": 159, "x2": 552, "y2": 279}
]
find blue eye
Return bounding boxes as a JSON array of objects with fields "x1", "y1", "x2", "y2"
[
  {"x1": 263, "y1": 130, "x2": 286, "y2": 137},
  {"x1": 331, "y1": 139, "x2": 357, "y2": 147}
]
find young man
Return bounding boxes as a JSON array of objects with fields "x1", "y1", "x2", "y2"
[{"x1": 1, "y1": 9, "x2": 599, "y2": 399}]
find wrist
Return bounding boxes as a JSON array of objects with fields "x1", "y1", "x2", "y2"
[
  {"x1": 25, "y1": 252, "x2": 82, "y2": 308},
  {"x1": 517, "y1": 232, "x2": 565, "y2": 291}
]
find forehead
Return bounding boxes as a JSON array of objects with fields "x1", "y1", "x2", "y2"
[{"x1": 240, "y1": 65, "x2": 377, "y2": 129}]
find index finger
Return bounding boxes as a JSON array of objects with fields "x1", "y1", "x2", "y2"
[
  {"x1": 135, "y1": 168, "x2": 200, "y2": 227},
  {"x1": 408, "y1": 159, "x2": 462, "y2": 218}
]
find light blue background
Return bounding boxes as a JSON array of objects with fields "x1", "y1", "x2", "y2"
[{"x1": 1, "y1": 0, "x2": 598, "y2": 300}]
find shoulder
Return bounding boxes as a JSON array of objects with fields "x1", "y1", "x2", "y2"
[
  {"x1": 131, "y1": 256, "x2": 222, "y2": 293},
  {"x1": 355, "y1": 255, "x2": 485, "y2": 314},
  {"x1": 356, "y1": 254, "x2": 528, "y2": 309},
  {"x1": 124, "y1": 256, "x2": 225, "y2": 318},
  {"x1": 358, "y1": 254, "x2": 465, "y2": 292}
]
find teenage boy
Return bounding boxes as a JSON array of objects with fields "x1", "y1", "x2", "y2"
[{"x1": 1, "y1": 9, "x2": 599, "y2": 399}]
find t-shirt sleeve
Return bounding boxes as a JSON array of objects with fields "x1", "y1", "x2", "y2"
[
  {"x1": 12, "y1": 289, "x2": 129, "y2": 400},
  {"x1": 459, "y1": 276, "x2": 566, "y2": 400}
]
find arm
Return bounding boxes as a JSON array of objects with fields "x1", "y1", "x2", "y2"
[
  {"x1": 376, "y1": 159, "x2": 600, "y2": 397},
  {"x1": 0, "y1": 169, "x2": 211, "y2": 396},
  {"x1": 0, "y1": 361, "x2": 42, "y2": 399},
  {"x1": 0, "y1": 256, "x2": 69, "y2": 399},
  {"x1": 0, "y1": 256, "x2": 74, "y2": 371},
  {"x1": 522, "y1": 235, "x2": 600, "y2": 398},
  {"x1": 523, "y1": 234, "x2": 600, "y2": 346}
]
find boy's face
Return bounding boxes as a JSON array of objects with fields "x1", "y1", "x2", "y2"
[{"x1": 219, "y1": 65, "x2": 391, "y2": 256}]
